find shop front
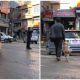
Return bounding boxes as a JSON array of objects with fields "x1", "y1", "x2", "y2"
[
  {"x1": 41, "y1": 11, "x2": 54, "y2": 33},
  {"x1": 41, "y1": 9, "x2": 75, "y2": 42},
  {"x1": 41, "y1": 11, "x2": 54, "y2": 41},
  {"x1": 53, "y1": 9, "x2": 76, "y2": 30}
]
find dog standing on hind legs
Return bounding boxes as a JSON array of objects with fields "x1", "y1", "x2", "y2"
[{"x1": 63, "y1": 40, "x2": 72, "y2": 62}]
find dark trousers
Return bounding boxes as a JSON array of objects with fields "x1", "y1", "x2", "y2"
[
  {"x1": 26, "y1": 39, "x2": 31, "y2": 48},
  {"x1": 53, "y1": 38, "x2": 63, "y2": 57}
]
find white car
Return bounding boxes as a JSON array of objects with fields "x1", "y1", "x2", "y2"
[
  {"x1": 47, "y1": 30, "x2": 80, "y2": 55},
  {"x1": 65, "y1": 30, "x2": 80, "y2": 53},
  {"x1": 31, "y1": 32, "x2": 39, "y2": 44},
  {"x1": 0, "y1": 32, "x2": 13, "y2": 42}
]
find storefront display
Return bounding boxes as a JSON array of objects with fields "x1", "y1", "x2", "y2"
[
  {"x1": 41, "y1": 9, "x2": 76, "y2": 41},
  {"x1": 53, "y1": 9, "x2": 75, "y2": 29}
]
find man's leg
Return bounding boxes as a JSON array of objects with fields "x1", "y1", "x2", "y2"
[
  {"x1": 26, "y1": 39, "x2": 31, "y2": 49},
  {"x1": 53, "y1": 39, "x2": 62, "y2": 61},
  {"x1": 57, "y1": 39, "x2": 63, "y2": 57},
  {"x1": 26, "y1": 41, "x2": 29, "y2": 48},
  {"x1": 27, "y1": 39, "x2": 30, "y2": 48},
  {"x1": 53, "y1": 39, "x2": 58, "y2": 56},
  {"x1": 53, "y1": 39, "x2": 60, "y2": 60}
]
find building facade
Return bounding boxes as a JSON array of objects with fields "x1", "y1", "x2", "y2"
[
  {"x1": 32, "y1": 1, "x2": 40, "y2": 30},
  {"x1": 41, "y1": 1, "x2": 60, "y2": 37},
  {"x1": 0, "y1": 1, "x2": 10, "y2": 34},
  {"x1": 9, "y1": 0, "x2": 40, "y2": 35},
  {"x1": 21, "y1": 1, "x2": 40, "y2": 30},
  {"x1": 41, "y1": 1, "x2": 78, "y2": 41},
  {"x1": 9, "y1": 6, "x2": 21, "y2": 36},
  {"x1": 21, "y1": 1, "x2": 32, "y2": 30}
]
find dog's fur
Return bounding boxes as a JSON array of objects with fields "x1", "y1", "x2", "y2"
[{"x1": 63, "y1": 41, "x2": 72, "y2": 62}]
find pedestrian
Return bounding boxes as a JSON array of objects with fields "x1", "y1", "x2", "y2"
[
  {"x1": 13, "y1": 31, "x2": 17, "y2": 41},
  {"x1": 50, "y1": 18, "x2": 65, "y2": 61},
  {"x1": 23, "y1": 30, "x2": 27, "y2": 43},
  {"x1": 26, "y1": 27, "x2": 33, "y2": 49}
]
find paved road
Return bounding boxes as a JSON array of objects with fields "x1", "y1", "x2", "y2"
[
  {"x1": 0, "y1": 42, "x2": 39, "y2": 79},
  {"x1": 41, "y1": 53, "x2": 80, "y2": 79}
]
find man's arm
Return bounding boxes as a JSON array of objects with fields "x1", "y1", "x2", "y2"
[{"x1": 62, "y1": 25, "x2": 65, "y2": 41}]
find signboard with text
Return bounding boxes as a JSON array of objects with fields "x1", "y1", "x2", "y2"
[
  {"x1": 53, "y1": 9, "x2": 75, "y2": 17},
  {"x1": 41, "y1": 11, "x2": 53, "y2": 21}
]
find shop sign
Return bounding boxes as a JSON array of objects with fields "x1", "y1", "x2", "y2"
[
  {"x1": 53, "y1": 9, "x2": 75, "y2": 17},
  {"x1": 42, "y1": 11, "x2": 53, "y2": 21},
  {"x1": 75, "y1": 7, "x2": 80, "y2": 17}
]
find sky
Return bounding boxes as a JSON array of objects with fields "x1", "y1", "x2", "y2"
[
  {"x1": 1, "y1": 0, "x2": 80, "y2": 8},
  {"x1": 60, "y1": 0, "x2": 80, "y2": 9}
]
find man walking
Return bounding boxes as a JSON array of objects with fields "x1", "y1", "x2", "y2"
[
  {"x1": 26, "y1": 27, "x2": 33, "y2": 49},
  {"x1": 50, "y1": 18, "x2": 65, "y2": 61}
]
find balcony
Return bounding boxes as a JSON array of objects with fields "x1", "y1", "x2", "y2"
[{"x1": 21, "y1": 12, "x2": 32, "y2": 19}]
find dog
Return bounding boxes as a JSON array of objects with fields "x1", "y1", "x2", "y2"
[{"x1": 63, "y1": 40, "x2": 72, "y2": 62}]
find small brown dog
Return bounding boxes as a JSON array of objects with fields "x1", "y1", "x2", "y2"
[{"x1": 63, "y1": 40, "x2": 72, "y2": 62}]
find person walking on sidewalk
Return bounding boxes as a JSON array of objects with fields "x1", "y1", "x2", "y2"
[
  {"x1": 26, "y1": 27, "x2": 33, "y2": 49},
  {"x1": 50, "y1": 18, "x2": 65, "y2": 61}
]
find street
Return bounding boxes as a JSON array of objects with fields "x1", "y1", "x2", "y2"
[
  {"x1": 41, "y1": 50, "x2": 80, "y2": 79},
  {"x1": 0, "y1": 42, "x2": 39, "y2": 79}
]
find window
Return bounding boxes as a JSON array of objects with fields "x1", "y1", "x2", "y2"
[
  {"x1": 27, "y1": 8, "x2": 31, "y2": 14},
  {"x1": 25, "y1": 9, "x2": 28, "y2": 13},
  {"x1": 0, "y1": 13, "x2": 1, "y2": 18},
  {"x1": 1, "y1": 13, "x2": 6, "y2": 19},
  {"x1": 32, "y1": 5, "x2": 40, "y2": 16},
  {"x1": 65, "y1": 32, "x2": 80, "y2": 38},
  {"x1": 0, "y1": 3, "x2": 1, "y2": 6},
  {"x1": 0, "y1": 1, "x2": 2, "y2": 6}
]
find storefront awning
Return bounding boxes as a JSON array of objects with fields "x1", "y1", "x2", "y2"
[{"x1": 53, "y1": 9, "x2": 75, "y2": 17}]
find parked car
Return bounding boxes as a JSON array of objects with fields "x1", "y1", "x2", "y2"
[
  {"x1": 0, "y1": 32, "x2": 13, "y2": 43},
  {"x1": 65, "y1": 30, "x2": 80, "y2": 53},
  {"x1": 31, "y1": 32, "x2": 39, "y2": 44},
  {"x1": 47, "y1": 30, "x2": 80, "y2": 55}
]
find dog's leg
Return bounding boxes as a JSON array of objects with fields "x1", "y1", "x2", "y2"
[
  {"x1": 65, "y1": 56, "x2": 68, "y2": 62},
  {"x1": 64, "y1": 55, "x2": 68, "y2": 62},
  {"x1": 65, "y1": 54, "x2": 70, "y2": 62}
]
